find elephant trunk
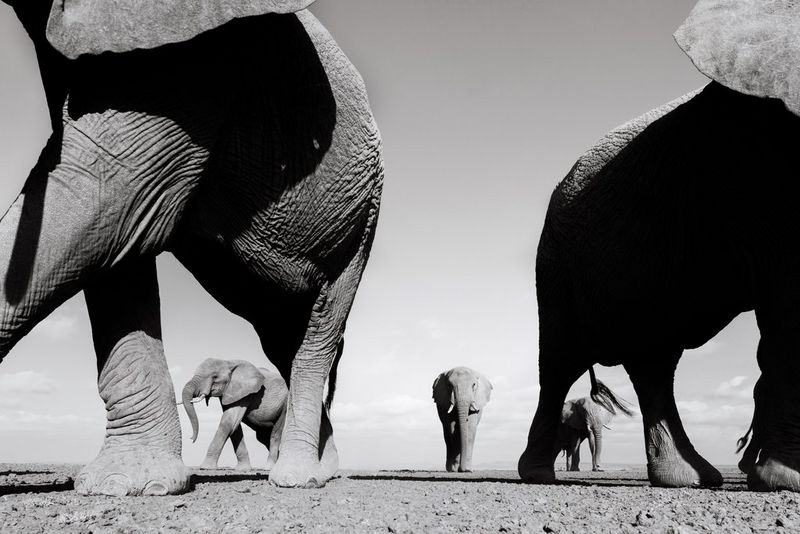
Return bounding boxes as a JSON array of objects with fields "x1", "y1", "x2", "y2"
[
  {"x1": 592, "y1": 427, "x2": 603, "y2": 470},
  {"x1": 455, "y1": 391, "x2": 475, "y2": 472},
  {"x1": 182, "y1": 376, "x2": 204, "y2": 443}
]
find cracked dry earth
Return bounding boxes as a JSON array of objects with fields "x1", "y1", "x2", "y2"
[{"x1": 1, "y1": 465, "x2": 799, "y2": 533}]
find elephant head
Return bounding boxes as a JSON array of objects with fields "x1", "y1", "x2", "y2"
[
  {"x1": 43, "y1": 0, "x2": 316, "y2": 59},
  {"x1": 182, "y1": 358, "x2": 265, "y2": 443},
  {"x1": 674, "y1": 0, "x2": 800, "y2": 116},
  {"x1": 432, "y1": 367, "x2": 492, "y2": 472}
]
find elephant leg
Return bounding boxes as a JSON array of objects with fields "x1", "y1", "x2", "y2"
[
  {"x1": 76, "y1": 257, "x2": 188, "y2": 496},
  {"x1": 588, "y1": 428, "x2": 602, "y2": 471},
  {"x1": 0, "y1": 135, "x2": 110, "y2": 359},
  {"x1": 569, "y1": 437, "x2": 581, "y2": 471},
  {"x1": 254, "y1": 425, "x2": 276, "y2": 469},
  {"x1": 268, "y1": 262, "x2": 368, "y2": 488},
  {"x1": 518, "y1": 252, "x2": 589, "y2": 483},
  {"x1": 264, "y1": 406, "x2": 286, "y2": 470},
  {"x1": 748, "y1": 290, "x2": 800, "y2": 491},
  {"x1": 438, "y1": 412, "x2": 459, "y2": 472},
  {"x1": 229, "y1": 424, "x2": 251, "y2": 470},
  {"x1": 624, "y1": 355, "x2": 722, "y2": 488},
  {"x1": 201, "y1": 404, "x2": 249, "y2": 469}
]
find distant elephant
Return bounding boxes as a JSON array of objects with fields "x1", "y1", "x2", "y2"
[
  {"x1": 182, "y1": 359, "x2": 288, "y2": 470},
  {"x1": 0, "y1": 0, "x2": 382, "y2": 495},
  {"x1": 432, "y1": 367, "x2": 492, "y2": 472},
  {"x1": 518, "y1": 0, "x2": 800, "y2": 492},
  {"x1": 557, "y1": 376, "x2": 633, "y2": 472}
]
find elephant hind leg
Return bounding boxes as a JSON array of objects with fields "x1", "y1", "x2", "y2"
[
  {"x1": 748, "y1": 291, "x2": 800, "y2": 492},
  {"x1": 624, "y1": 353, "x2": 722, "y2": 488},
  {"x1": 77, "y1": 257, "x2": 188, "y2": 496}
]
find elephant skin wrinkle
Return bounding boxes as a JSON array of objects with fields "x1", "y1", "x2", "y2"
[{"x1": 1, "y1": 4, "x2": 383, "y2": 494}]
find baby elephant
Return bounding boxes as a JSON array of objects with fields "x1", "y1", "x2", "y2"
[
  {"x1": 557, "y1": 380, "x2": 633, "y2": 472},
  {"x1": 432, "y1": 367, "x2": 493, "y2": 472},
  {"x1": 182, "y1": 358, "x2": 287, "y2": 470}
]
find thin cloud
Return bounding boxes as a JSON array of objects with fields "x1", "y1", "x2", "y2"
[
  {"x1": 713, "y1": 375, "x2": 753, "y2": 400},
  {"x1": 0, "y1": 370, "x2": 54, "y2": 393},
  {"x1": 0, "y1": 410, "x2": 101, "y2": 431}
]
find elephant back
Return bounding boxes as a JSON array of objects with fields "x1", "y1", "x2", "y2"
[{"x1": 674, "y1": 0, "x2": 800, "y2": 116}]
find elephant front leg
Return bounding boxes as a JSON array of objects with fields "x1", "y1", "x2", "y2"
[
  {"x1": 625, "y1": 357, "x2": 722, "y2": 488},
  {"x1": 519, "y1": 381, "x2": 574, "y2": 483},
  {"x1": 748, "y1": 301, "x2": 800, "y2": 491},
  {"x1": 588, "y1": 429, "x2": 602, "y2": 471},
  {"x1": 76, "y1": 258, "x2": 188, "y2": 496},
  {"x1": 439, "y1": 416, "x2": 459, "y2": 472},
  {"x1": 201, "y1": 405, "x2": 250, "y2": 470}
]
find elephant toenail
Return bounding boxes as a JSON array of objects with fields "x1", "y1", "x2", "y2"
[
  {"x1": 143, "y1": 481, "x2": 169, "y2": 496},
  {"x1": 98, "y1": 474, "x2": 131, "y2": 497},
  {"x1": 74, "y1": 473, "x2": 92, "y2": 495}
]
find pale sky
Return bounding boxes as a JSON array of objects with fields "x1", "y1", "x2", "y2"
[{"x1": 0, "y1": 1, "x2": 759, "y2": 471}]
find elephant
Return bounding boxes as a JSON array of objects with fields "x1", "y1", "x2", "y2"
[
  {"x1": 557, "y1": 375, "x2": 633, "y2": 472},
  {"x1": 182, "y1": 358, "x2": 288, "y2": 470},
  {"x1": 0, "y1": 0, "x2": 383, "y2": 495},
  {"x1": 518, "y1": 0, "x2": 800, "y2": 492},
  {"x1": 432, "y1": 367, "x2": 492, "y2": 472}
]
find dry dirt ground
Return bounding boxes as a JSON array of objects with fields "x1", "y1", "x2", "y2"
[{"x1": 1, "y1": 464, "x2": 798, "y2": 533}]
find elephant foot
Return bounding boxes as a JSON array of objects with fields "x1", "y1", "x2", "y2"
[
  {"x1": 647, "y1": 454, "x2": 722, "y2": 488},
  {"x1": 518, "y1": 454, "x2": 556, "y2": 483},
  {"x1": 445, "y1": 463, "x2": 457, "y2": 473},
  {"x1": 268, "y1": 458, "x2": 330, "y2": 488},
  {"x1": 592, "y1": 467, "x2": 603, "y2": 472},
  {"x1": 76, "y1": 447, "x2": 189, "y2": 496},
  {"x1": 234, "y1": 461, "x2": 252, "y2": 471},
  {"x1": 749, "y1": 458, "x2": 800, "y2": 491},
  {"x1": 738, "y1": 456, "x2": 755, "y2": 476},
  {"x1": 269, "y1": 440, "x2": 338, "y2": 488}
]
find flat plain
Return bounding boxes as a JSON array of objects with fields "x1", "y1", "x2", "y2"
[{"x1": 1, "y1": 464, "x2": 797, "y2": 533}]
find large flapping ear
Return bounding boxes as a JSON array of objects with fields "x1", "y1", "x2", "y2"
[
  {"x1": 222, "y1": 361, "x2": 265, "y2": 406},
  {"x1": 46, "y1": 0, "x2": 316, "y2": 59},
  {"x1": 432, "y1": 372, "x2": 452, "y2": 406},
  {"x1": 674, "y1": 0, "x2": 800, "y2": 116},
  {"x1": 471, "y1": 375, "x2": 492, "y2": 411}
]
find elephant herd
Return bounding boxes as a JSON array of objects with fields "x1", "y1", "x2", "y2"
[{"x1": 1, "y1": 0, "x2": 800, "y2": 497}]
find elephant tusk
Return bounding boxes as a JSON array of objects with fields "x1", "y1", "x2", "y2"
[
  {"x1": 447, "y1": 403, "x2": 454, "y2": 414},
  {"x1": 175, "y1": 398, "x2": 205, "y2": 406}
]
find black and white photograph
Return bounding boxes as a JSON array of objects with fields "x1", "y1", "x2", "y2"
[{"x1": 0, "y1": 0, "x2": 797, "y2": 531}]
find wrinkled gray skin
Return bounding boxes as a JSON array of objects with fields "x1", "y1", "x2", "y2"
[
  {"x1": 558, "y1": 397, "x2": 614, "y2": 472},
  {"x1": 0, "y1": 1, "x2": 382, "y2": 495},
  {"x1": 182, "y1": 359, "x2": 288, "y2": 470},
  {"x1": 432, "y1": 367, "x2": 492, "y2": 472}
]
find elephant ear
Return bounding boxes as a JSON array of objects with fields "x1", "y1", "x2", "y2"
[
  {"x1": 46, "y1": 0, "x2": 316, "y2": 59},
  {"x1": 432, "y1": 373, "x2": 452, "y2": 407},
  {"x1": 674, "y1": 0, "x2": 800, "y2": 116},
  {"x1": 222, "y1": 361, "x2": 265, "y2": 406},
  {"x1": 471, "y1": 375, "x2": 492, "y2": 411}
]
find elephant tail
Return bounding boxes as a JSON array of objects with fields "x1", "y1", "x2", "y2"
[
  {"x1": 736, "y1": 422, "x2": 754, "y2": 454},
  {"x1": 589, "y1": 367, "x2": 634, "y2": 417},
  {"x1": 324, "y1": 338, "x2": 345, "y2": 411}
]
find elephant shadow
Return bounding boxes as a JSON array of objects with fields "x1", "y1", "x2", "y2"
[
  {"x1": 0, "y1": 468, "x2": 75, "y2": 496},
  {"x1": 349, "y1": 469, "x2": 750, "y2": 490},
  {"x1": 189, "y1": 471, "x2": 272, "y2": 486}
]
